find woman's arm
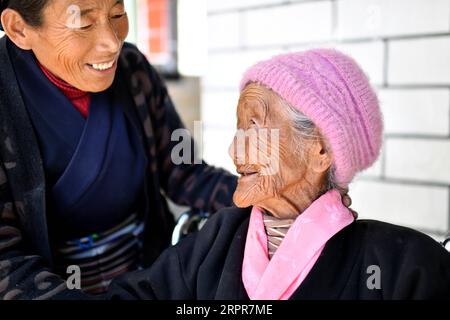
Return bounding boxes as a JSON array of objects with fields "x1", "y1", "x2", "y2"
[
  {"x1": 390, "y1": 232, "x2": 450, "y2": 299},
  {"x1": 0, "y1": 163, "x2": 89, "y2": 300},
  {"x1": 141, "y1": 58, "x2": 237, "y2": 214}
]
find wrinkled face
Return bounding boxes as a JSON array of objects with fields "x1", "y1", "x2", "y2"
[
  {"x1": 229, "y1": 83, "x2": 325, "y2": 215},
  {"x1": 26, "y1": 0, "x2": 128, "y2": 92}
]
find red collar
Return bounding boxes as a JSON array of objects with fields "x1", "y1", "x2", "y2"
[
  {"x1": 37, "y1": 62, "x2": 91, "y2": 118},
  {"x1": 37, "y1": 62, "x2": 88, "y2": 99}
]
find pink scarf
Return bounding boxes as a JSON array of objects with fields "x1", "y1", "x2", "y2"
[{"x1": 242, "y1": 189, "x2": 354, "y2": 300}]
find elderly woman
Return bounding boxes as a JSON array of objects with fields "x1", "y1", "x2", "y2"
[
  {"x1": 0, "y1": 0, "x2": 238, "y2": 299},
  {"x1": 108, "y1": 49, "x2": 450, "y2": 300}
]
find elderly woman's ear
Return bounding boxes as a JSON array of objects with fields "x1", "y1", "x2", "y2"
[
  {"x1": 308, "y1": 129, "x2": 332, "y2": 174},
  {"x1": 307, "y1": 137, "x2": 358, "y2": 218},
  {"x1": 1, "y1": 9, "x2": 34, "y2": 50}
]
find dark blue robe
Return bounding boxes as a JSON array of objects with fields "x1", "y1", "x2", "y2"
[{"x1": 8, "y1": 42, "x2": 147, "y2": 242}]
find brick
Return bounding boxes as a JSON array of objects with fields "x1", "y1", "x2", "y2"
[
  {"x1": 336, "y1": 41, "x2": 384, "y2": 85},
  {"x1": 207, "y1": 13, "x2": 240, "y2": 50},
  {"x1": 336, "y1": 0, "x2": 450, "y2": 39},
  {"x1": 385, "y1": 138, "x2": 450, "y2": 184},
  {"x1": 243, "y1": 1, "x2": 333, "y2": 47},
  {"x1": 349, "y1": 179, "x2": 449, "y2": 233},
  {"x1": 379, "y1": 89, "x2": 450, "y2": 136},
  {"x1": 388, "y1": 37, "x2": 450, "y2": 85}
]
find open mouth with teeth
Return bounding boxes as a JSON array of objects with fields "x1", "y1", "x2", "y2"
[{"x1": 87, "y1": 60, "x2": 116, "y2": 72}]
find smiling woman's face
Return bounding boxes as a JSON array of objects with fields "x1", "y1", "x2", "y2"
[
  {"x1": 21, "y1": 0, "x2": 128, "y2": 92},
  {"x1": 229, "y1": 83, "x2": 332, "y2": 218}
]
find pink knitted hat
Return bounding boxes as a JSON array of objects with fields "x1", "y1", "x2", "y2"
[{"x1": 240, "y1": 49, "x2": 383, "y2": 187}]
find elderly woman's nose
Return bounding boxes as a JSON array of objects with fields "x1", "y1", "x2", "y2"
[
  {"x1": 95, "y1": 24, "x2": 122, "y2": 53},
  {"x1": 229, "y1": 131, "x2": 254, "y2": 166}
]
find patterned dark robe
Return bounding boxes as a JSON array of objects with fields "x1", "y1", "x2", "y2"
[{"x1": 0, "y1": 36, "x2": 237, "y2": 300}]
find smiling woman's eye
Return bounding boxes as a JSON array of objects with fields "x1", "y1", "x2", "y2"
[
  {"x1": 79, "y1": 24, "x2": 93, "y2": 31},
  {"x1": 111, "y1": 12, "x2": 127, "y2": 19}
]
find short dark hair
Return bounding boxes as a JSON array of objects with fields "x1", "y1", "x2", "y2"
[{"x1": 0, "y1": 0, "x2": 49, "y2": 30}]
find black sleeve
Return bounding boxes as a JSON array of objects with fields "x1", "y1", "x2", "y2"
[{"x1": 389, "y1": 232, "x2": 450, "y2": 299}]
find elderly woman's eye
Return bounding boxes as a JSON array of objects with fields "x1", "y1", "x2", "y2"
[{"x1": 250, "y1": 119, "x2": 257, "y2": 125}]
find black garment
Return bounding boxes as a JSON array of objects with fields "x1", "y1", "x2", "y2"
[
  {"x1": 109, "y1": 206, "x2": 450, "y2": 300},
  {"x1": 0, "y1": 35, "x2": 237, "y2": 300}
]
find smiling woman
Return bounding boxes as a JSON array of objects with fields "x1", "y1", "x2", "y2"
[
  {"x1": 0, "y1": 0, "x2": 237, "y2": 298},
  {"x1": 1, "y1": 0, "x2": 129, "y2": 92}
]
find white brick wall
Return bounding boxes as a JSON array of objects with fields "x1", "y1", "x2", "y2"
[
  {"x1": 350, "y1": 179, "x2": 449, "y2": 233},
  {"x1": 243, "y1": 1, "x2": 333, "y2": 47},
  {"x1": 204, "y1": 49, "x2": 284, "y2": 89},
  {"x1": 379, "y1": 89, "x2": 450, "y2": 136},
  {"x1": 385, "y1": 138, "x2": 450, "y2": 184},
  {"x1": 203, "y1": 0, "x2": 450, "y2": 239},
  {"x1": 336, "y1": 0, "x2": 450, "y2": 39},
  {"x1": 207, "y1": 13, "x2": 240, "y2": 50},
  {"x1": 388, "y1": 37, "x2": 450, "y2": 85}
]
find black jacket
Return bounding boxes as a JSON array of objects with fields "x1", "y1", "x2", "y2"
[
  {"x1": 109, "y1": 206, "x2": 450, "y2": 300},
  {"x1": 0, "y1": 36, "x2": 236, "y2": 300}
]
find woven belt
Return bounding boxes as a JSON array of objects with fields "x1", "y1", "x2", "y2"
[{"x1": 54, "y1": 213, "x2": 144, "y2": 294}]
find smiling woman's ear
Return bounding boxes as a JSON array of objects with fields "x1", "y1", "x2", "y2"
[{"x1": 1, "y1": 8, "x2": 34, "y2": 50}]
